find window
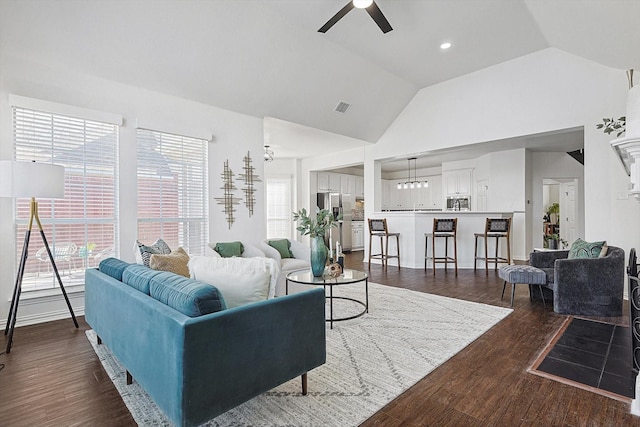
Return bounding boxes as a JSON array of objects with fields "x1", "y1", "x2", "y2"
[
  {"x1": 13, "y1": 106, "x2": 119, "y2": 291},
  {"x1": 266, "y1": 176, "x2": 292, "y2": 239},
  {"x1": 137, "y1": 129, "x2": 208, "y2": 254}
]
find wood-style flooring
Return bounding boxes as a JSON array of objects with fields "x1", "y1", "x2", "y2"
[{"x1": 0, "y1": 252, "x2": 638, "y2": 426}]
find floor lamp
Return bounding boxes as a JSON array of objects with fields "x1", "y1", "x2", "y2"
[{"x1": 0, "y1": 160, "x2": 78, "y2": 353}]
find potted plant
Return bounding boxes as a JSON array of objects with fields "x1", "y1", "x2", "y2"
[
  {"x1": 546, "y1": 202, "x2": 560, "y2": 225},
  {"x1": 293, "y1": 207, "x2": 339, "y2": 277},
  {"x1": 545, "y1": 233, "x2": 568, "y2": 250}
]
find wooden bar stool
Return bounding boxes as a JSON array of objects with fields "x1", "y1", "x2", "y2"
[
  {"x1": 368, "y1": 218, "x2": 400, "y2": 270},
  {"x1": 474, "y1": 217, "x2": 511, "y2": 274},
  {"x1": 424, "y1": 218, "x2": 458, "y2": 275}
]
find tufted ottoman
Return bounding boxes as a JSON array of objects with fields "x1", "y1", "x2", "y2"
[{"x1": 498, "y1": 264, "x2": 547, "y2": 308}]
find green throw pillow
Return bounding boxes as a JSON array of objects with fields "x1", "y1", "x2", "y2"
[
  {"x1": 214, "y1": 241, "x2": 244, "y2": 258},
  {"x1": 268, "y1": 239, "x2": 294, "y2": 259},
  {"x1": 567, "y1": 238, "x2": 607, "y2": 259}
]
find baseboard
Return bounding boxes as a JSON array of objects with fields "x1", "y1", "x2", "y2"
[{"x1": 0, "y1": 307, "x2": 84, "y2": 328}]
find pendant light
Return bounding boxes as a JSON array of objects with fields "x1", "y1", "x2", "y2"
[{"x1": 397, "y1": 158, "x2": 428, "y2": 190}]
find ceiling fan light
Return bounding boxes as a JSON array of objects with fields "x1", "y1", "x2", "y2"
[{"x1": 353, "y1": 0, "x2": 373, "y2": 9}]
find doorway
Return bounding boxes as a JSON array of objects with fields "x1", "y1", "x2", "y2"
[{"x1": 542, "y1": 178, "x2": 579, "y2": 249}]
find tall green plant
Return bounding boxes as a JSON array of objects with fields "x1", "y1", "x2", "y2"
[{"x1": 293, "y1": 207, "x2": 338, "y2": 238}]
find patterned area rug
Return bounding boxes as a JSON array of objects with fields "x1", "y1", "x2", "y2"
[{"x1": 86, "y1": 282, "x2": 512, "y2": 426}]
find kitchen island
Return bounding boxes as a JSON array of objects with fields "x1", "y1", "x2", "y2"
[{"x1": 368, "y1": 211, "x2": 519, "y2": 269}]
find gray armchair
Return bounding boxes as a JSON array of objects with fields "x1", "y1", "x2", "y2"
[{"x1": 529, "y1": 246, "x2": 625, "y2": 316}]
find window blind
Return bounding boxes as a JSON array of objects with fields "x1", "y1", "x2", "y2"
[
  {"x1": 137, "y1": 129, "x2": 208, "y2": 255},
  {"x1": 266, "y1": 176, "x2": 292, "y2": 239},
  {"x1": 13, "y1": 107, "x2": 119, "y2": 291}
]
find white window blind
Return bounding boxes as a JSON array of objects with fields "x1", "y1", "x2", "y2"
[
  {"x1": 266, "y1": 176, "x2": 292, "y2": 239},
  {"x1": 137, "y1": 129, "x2": 208, "y2": 255},
  {"x1": 13, "y1": 107, "x2": 119, "y2": 291}
]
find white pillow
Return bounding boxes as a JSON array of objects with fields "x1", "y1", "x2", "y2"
[{"x1": 188, "y1": 256, "x2": 280, "y2": 308}]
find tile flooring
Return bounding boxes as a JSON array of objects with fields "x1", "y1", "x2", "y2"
[{"x1": 536, "y1": 318, "x2": 636, "y2": 398}]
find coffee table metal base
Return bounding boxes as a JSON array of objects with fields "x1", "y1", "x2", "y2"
[
  {"x1": 324, "y1": 282, "x2": 368, "y2": 329},
  {"x1": 285, "y1": 268, "x2": 369, "y2": 329}
]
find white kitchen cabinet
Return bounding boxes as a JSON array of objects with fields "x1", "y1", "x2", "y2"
[
  {"x1": 355, "y1": 176, "x2": 364, "y2": 198},
  {"x1": 351, "y1": 222, "x2": 365, "y2": 250},
  {"x1": 428, "y1": 175, "x2": 443, "y2": 209},
  {"x1": 443, "y1": 169, "x2": 472, "y2": 197},
  {"x1": 317, "y1": 172, "x2": 341, "y2": 192},
  {"x1": 381, "y1": 180, "x2": 390, "y2": 210},
  {"x1": 341, "y1": 174, "x2": 356, "y2": 195},
  {"x1": 388, "y1": 182, "x2": 402, "y2": 210}
]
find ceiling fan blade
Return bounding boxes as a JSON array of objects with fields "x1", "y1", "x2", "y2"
[
  {"x1": 366, "y1": 1, "x2": 393, "y2": 33},
  {"x1": 318, "y1": 1, "x2": 355, "y2": 33}
]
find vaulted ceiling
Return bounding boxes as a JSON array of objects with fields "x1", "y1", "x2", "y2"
[{"x1": 1, "y1": 0, "x2": 639, "y2": 150}]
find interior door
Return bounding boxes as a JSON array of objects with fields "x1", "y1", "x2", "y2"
[{"x1": 560, "y1": 181, "x2": 577, "y2": 245}]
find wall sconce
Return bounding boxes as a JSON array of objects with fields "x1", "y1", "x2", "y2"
[{"x1": 264, "y1": 145, "x2": 274, "y2": 162}]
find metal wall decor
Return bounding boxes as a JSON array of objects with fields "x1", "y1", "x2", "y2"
[
  {"x1": 214, "y1": 159, "x2": 241, "y2": 229},
  {"x1": 237, "y1": 151, "x2": 261, "y2": 216}
]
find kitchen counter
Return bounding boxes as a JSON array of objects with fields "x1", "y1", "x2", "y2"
[{"x1": 369, "y1": 211, "x2": 518, "y2": 269}]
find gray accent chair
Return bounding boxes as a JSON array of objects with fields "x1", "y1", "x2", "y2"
[{"x1": 529, "y1": 246, "x2": 625, "y2": 316}]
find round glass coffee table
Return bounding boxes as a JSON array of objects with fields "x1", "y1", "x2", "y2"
[{"x1": 286, "y1": 268, "x2": 369, "y2": 329}]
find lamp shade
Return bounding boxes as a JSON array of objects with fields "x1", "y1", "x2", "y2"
[{"x1": 0, "y1": 161, "x2": 65, "y2": 199}]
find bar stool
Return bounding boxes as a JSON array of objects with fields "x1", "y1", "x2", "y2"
[
  {"x1": 368, "y1": 218, "x2": 400, "y2": 270},
  {"x1": 424, "y1": 218, "x2": 458, "y2": 275},
  {"x1": 474, "y1": 217, "x2": 511, "y2": 274}
]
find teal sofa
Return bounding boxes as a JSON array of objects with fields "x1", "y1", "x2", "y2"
[{"x1": 85, "y1": 258, "x2": 326, "y2": 427}]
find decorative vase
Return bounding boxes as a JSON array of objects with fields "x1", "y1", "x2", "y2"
[{"x1": 310, "y1": 236, "x2": 328, "y2": 277}]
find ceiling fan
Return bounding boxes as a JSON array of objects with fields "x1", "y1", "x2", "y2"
[{"x1": 318, "y1": 0, "x2": 393, "y2": 34}]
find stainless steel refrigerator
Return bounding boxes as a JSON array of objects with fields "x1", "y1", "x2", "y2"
[{"x1": 316, "y1": 192, "x2": 351, "y2": 255}]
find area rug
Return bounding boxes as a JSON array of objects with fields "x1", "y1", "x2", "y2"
[
  {"x1": 529, "y1": 316, "x2": 636, "y2": 402},
  {"x1": 86, "y1": 282, "x2": 512, "y2": 426}
]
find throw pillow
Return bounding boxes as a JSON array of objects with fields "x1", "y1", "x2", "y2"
[
  {"x1": 568, "y1": 238, "x2": 607, "y2": 259},
  {"x1": 214, "y1": 241, "x2": 244, "y2": 258},
  {"x1": 136, "y1": 238, "x2": 171, "y2": 267},
  {"x1": 189, "y1": 255, "x2": 278, "y2": 307},
  {"x1": 150, "y1": 247, "x2": 190, "y2": 277},
  {"x1": 268, "y1": 239, "x2": 294, "y2": 259}
]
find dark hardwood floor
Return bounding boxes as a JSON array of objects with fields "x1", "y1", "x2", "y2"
[{"x1": 0, "y1": 252, "x2": 638, "y2": 426}]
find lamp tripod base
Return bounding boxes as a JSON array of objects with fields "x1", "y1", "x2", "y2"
[{"x1": 4, "y1": 200, "x2": 78, "y2": 354}]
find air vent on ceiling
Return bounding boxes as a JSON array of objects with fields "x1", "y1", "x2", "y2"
[{"x1": 334, "y1": 101, "x2": 350, "y2": 113}]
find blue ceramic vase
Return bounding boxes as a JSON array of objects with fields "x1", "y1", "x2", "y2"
[{"x1": 310, "y1": 236, "x2": 328, "y2": 277}]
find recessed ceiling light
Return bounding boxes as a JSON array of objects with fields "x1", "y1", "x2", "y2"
[{"x1": 440, "y1": 42, "x2": 452, "y2": 50}]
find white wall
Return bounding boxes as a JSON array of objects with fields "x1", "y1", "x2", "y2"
[
  {"x1": 0, "y1": 54, "x2": 265, "y2": 326},
  {"x1": 364, "y1": 48, "x2": 639, "y2": 260}
]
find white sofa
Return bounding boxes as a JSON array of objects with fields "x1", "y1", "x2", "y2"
[{"x1": 261, "y1": 239, "x2": 311, "y2": 296}]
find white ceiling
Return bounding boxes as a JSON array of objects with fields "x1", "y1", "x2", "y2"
[{"x1": 1, "y1": 0, "x2": 638, "y2": 164}]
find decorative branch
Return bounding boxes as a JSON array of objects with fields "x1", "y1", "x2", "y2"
[{"x1": 596, "y1": 116, "x2": 626, "y2": 138}]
